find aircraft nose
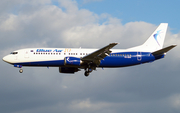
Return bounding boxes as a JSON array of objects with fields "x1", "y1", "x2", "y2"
[
  {"x1": 2, "y1": 55, "x2": 11, "y2": 63},
  {"x1": 2, "y1": 56, "x2": 7, "y2": 62}
]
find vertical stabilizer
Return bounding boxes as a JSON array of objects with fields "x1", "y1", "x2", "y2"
[{"x1": 142, "y1": 23, "x2": 168, "y2": 52}]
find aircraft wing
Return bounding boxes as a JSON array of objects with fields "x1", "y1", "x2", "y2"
[{"x1": 81, "y1": 43, "x2": 118, "y2": 62}]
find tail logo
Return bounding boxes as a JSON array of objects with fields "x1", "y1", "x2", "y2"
[{"x1": 153, "y1": 30, "x2": 163, "y2": 46}]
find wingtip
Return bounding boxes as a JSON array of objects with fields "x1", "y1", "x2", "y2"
[{"x1": 110, "y1": 42, "x2": 119, "y2": 45}]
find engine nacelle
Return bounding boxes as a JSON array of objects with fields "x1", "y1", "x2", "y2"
[
  {"x1": 59, "y1": 67, "x2": 79, "y2": 73},
  {"x1": 64, "y1": 57, "x2": 82, "y2": 66}
]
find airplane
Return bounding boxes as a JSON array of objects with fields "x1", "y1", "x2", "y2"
[{"x1": 2, "y1": 23, "x2": 177, "y2": 76}]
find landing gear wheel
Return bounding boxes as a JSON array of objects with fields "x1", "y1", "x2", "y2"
[
  {"x1": 19, "y1": 69, "x2": 23, "y2": 73},
  {"x1": 84, "y1": 71, "x2": 89, "y2": 77}
]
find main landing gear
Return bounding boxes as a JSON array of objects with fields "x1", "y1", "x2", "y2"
[
  {"x1": 84, "y1": 67, "x2": 94, "y2": 77},
  {"x1": 84, "y1": 71, "x2": 89, "y2": 76}
]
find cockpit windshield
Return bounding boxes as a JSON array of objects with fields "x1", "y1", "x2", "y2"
[{"x1": 10, "y1": 52, "x2": 18, "y2": 55}]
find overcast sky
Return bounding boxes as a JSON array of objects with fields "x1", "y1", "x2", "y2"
[{"x1": 0, "y1": 0, "x2": 180, "y2": 113}]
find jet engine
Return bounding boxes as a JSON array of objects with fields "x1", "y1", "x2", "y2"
[{"x1": 64, "y1": 57, "x2": 83, "y2": 66}]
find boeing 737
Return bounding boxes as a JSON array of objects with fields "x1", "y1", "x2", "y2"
[{"x1": 2, "y1": 23, "x2": 176, "y2": 76}]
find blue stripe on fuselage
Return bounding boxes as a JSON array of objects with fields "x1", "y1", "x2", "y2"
[{"x1": 100, "y1": 52, "x2": 155, "y2": 67}]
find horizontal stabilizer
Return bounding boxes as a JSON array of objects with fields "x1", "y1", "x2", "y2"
[{"x1": 152, "y1": 44, "x2": 177, "y2": 56}]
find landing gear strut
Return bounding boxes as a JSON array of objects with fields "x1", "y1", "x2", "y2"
[{"x1": 19, "y1": 68, "x2": 23, "y2": 73}]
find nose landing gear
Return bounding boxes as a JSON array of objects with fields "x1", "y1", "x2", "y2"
[
  {"x1": 19, "y1": 68, "x2": 23, "y2": 73},
  {"x1": 14, "y1": 65, "x2": 23, "y2": 73}
]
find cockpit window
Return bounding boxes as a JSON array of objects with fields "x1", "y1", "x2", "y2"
[{"x1": 10, "y1": 52, "x2": 18, "y2": 55}]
